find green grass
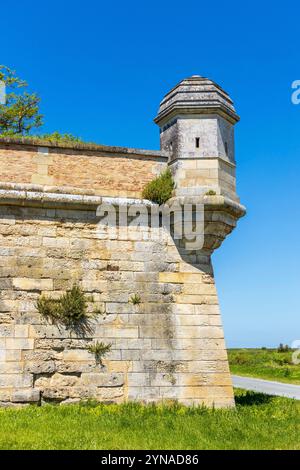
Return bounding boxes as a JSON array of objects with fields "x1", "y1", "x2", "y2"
[
  {"x1": 0, "y1": 390, "x2": 299, "y2": 450},
  {"x1": 228, "y1": 348, "x2": 300, "y2": 384}
]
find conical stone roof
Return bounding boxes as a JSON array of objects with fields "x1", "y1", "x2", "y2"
[{"x1": 154, "y1": 75, "x2": 239, "y2": 125}]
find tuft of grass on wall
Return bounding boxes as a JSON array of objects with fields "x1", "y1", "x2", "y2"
[
  {"x1": 142, "y1": 169, "x2": 174, "y2": 205},
  {"x1": 129, "y1": 294, "x2": 141, "y2": 305},
  {"x1": 87, "y1": 341, "x2": 112, "y2": 364},
  {"x1": 36, "y1": 284, "x2": 93, "y2": 329}
]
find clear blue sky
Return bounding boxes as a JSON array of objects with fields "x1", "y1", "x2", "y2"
[{"x1": 1, "y1": 0, "x2": 299, "y2": 347}]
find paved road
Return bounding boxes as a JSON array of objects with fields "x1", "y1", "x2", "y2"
[{"x1": 232, "y1": 375, "x2": 300, "y2": 400}]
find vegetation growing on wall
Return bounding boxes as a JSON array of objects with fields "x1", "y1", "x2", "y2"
[
  {"x1": 129, "y1": 294, "x2": 141, "y2": 305},
  {"x1": 36, "y1": 284, "x2": 96, "y2": 329},
  {"x1": 142, "y1": 169, "x2": 174, "y2": 204},
  {"x1": 0, "y1": 132, "x2": 85, "y2": 144},
  {"x1": 87, "y1": 341, "x2": 112, "y2": 365},
  {"x1": 205, "y1": 190, "x2": 217, "y2": 196}
]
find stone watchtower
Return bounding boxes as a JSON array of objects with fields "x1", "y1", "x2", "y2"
[
  {"x1": 0, "y1": 75, "x2": 245, "y2": 407},
  {"x1": 155, "y1": 75, "x2": 239, "y2": 201}
]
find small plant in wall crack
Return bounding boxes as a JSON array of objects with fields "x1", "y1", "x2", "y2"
[
  {"x1": 205, "y1": 190, "x2": 217, "y2": 196},
  {"x1": 129, "y1": 294, "x2": 141, "y2": 305},
  {"x1": 87, "y1": 341, "x2": 112, "y2": 365},
  {"x1": 36, "y1": 284, "x2": 100, "y2": 333},
  {"x1": 36, "y1": 295, "x2": 60, "y2": 320}
]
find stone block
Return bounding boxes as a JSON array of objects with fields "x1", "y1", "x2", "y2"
[
  {"x1": 209, "y1": 315, "x2": 222, "y2": 326},
  {"x1": 12, "y1": 278, "x2": 53, "y2": 291},
  {"x1": 50, "y1": 373, "x2": 79, "y2": 388},
  {"x1": 5, "y1": 350, "x2": 22, "y2": 362},
  {"x1": 62, "y1": 350, "x2": 92, "y2": 361},
  {"x1": 29, "y1": 325, "x2": 70, "y2": 339},
  {"x1": 127, "y1": 373, "x2": 150, "y2": 387},
  {"x1": 184, "y1": 361, "x2": 230, "y2": 373},
  {"x1": 80, "y1": 372, "x2": 124, "y2": 387},
  {"x1": 140, "y1": 350, "x2": 174, "y2": 361},
  {"x1": 158, "y1": 272, "x2": 203, "y2": 284},
  {"x1": 106, "y1": 360, "x2": 133, "y2": 373},
  {"x1": 176, "y1": 295, "x2": 218, "y2": 305},
  {"x1": 194, "y1": 304, "x2": 220, "y2": 315},
  {"x1": 31, "y1": 174, "x2": 54, "y2": 185},
  {"x1": 178, "y1": 385, "x2": 234, "y2": 399},
  {"x1": 42, "y1": 387, "x2": 72, "y2": 401},
  {"x1": 0, "y1": 325, "x2": 15, "y2": 337},
  {"x1": 127, "y1": 386, "x2": 161, "y2": 401},
  {"x1": 0, "y1": 362, "x2": 24, "y2": 373},
  {"x1": 55, "y1": 361, "x2": 98, "y2": 374},
  {"x1": 0, "y1": 374, "x2": 33, "y2": 388},
  {"x1": 182, "y1": 284, "x2": 216, "y2": 295},
  {"x1": 25, "y1": 360, "x2": 56, "y2": 374},
  {"x1": 0, "y1": 390, "x2": 11, "y2": 401},
  {"x1": 121, "y1": 350, "x2": 141, "y2": 361},
  {"x1": 101, "y1": 326, "x2": 139, "y2": 339},
  {"x1": 15, "y1": 324, "x2": 29, "y2": 338},
  {"x1": 105, "y1": 303, "x2": 135, "y2": 314},
  {"x1": 176, "y1": 314, "x2": 210, "y2": 326},
  {"x1": 174, "y1": 338, "x2": 226, "y2": 350},
  {"x1": 5, "y1": 338, "x2": 34, "y2": 350},
  {"x1": 93, "y1": 386, "x2": 124, "y2": 401},
  {"x1": 176, "y1": 326, "x2": 224, "y2": 339},
  {"x1": 11, "y1": 388, "x2": 40, "y2": 403}
]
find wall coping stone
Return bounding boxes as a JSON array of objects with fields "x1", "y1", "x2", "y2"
[
  {"x1": 0, "y1": 137, "x2": 169, "y2": 161},
  {"x1": 0, "y1": 182, "x2": 246, "y2": 217}
]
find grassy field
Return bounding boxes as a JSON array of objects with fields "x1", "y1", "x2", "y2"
[
  {"x1": 0, "y1": 390, "x2": 298, "y2": 450},
  {"x1": 228, "y1": 348, "x2": 300, "y2": 384}
]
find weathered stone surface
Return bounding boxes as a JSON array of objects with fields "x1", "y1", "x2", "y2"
[
  {"x1": 55, "y1": 361, "x2": 98, "y2": 374},
  {"x1": 25, "y1": 360, "x2": 56, "y2": 374},
  {"x1": 0, "y1": 373, "x2": 33, "y2": 388},
  {"x1": 42, "y1": 387, "x2": 75, "y2": 401},
  {"x1": 11, "y1": 388, "x2": 40, "y2": 403},
  {"x1": 93, "y1": 386, "x2": 124, "y2": 401},
  {"x1": 14, "y1": 325, "x2": 29, "y2": 338},
  {"x1": 0, "y1": 390, "x2": 11, "y2": 401},
  {"x1": 80, "y1": 373, "x2": 124, "y2": 387},
  {"x1": 50, "y1": 373, "x2": 79, "y2": 388},
  {"x1": 0, "y1": 325, "x2": 15, "y2": 337},
  {"x1": 5, "y1": 338, "x2": 34, "y2": 350},
  {"x1": 12, "y1": 278, "x2": 53, "y2": 291}
]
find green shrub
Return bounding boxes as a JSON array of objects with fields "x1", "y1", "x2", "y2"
[
  {"x1": 274, "y1": 357, "x2": 292, "y2": 366},
  {"x1": 36, "y1": 284, "x2": 92, "y2": 328},
  {"x1": 36, "y1": 296, "x2": 60, "y2": 321},
  {"x1": 142, "y1": 169, "x2": 174, "y2": 205},
  {"x1": 283, "y1": 368, "x2": 291, "y2": 377},
  {"x1": 231, "y1": 353, "x2": 249, "y2": 365},
  {"x1": 58, "y1": 284, "x2": 88, "y2": 326},
  {"x1": 87, "y1": 341, "x2": 112, "y2": 364}
]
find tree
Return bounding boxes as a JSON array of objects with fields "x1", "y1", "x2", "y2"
[{"x1": 0, "y1": 65, "x2": 43, "y2": 135}]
